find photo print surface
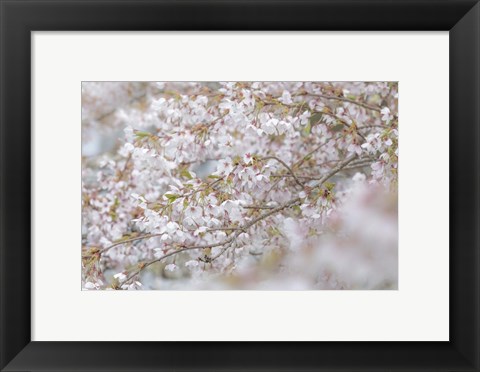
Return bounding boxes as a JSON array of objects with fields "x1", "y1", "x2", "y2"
[{"x1": 82, "y1": 82, "x2": 398, "y2": 290}]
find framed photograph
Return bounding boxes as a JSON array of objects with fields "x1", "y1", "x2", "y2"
[
  {"x1": 80, "y1": 79, "x2": 400, "y2": 292},
  {"x1": 1, "y1": 1, "x2": 479, "y2": 371}
]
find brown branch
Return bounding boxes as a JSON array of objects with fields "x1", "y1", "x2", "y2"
[
  {"x1": 357, "y1": 125, "x2": 388, "y2": 130},
  {"x1": 302, "y1": 93, "x2": 382, "y2": 113},
  {"x1": 262, "y1": 156, "x2": 304, "y2": 187},
  {"x1": 208, "y1": 227, "x2": 243, "y2": 231},
  {"x1": 116, "y1": 153, "x2": 132, "y2": 182},
  {"x1": 293, "y1": 140, "x2": 331, "y2": 169},
  {"x1": 183, "y1": 176, "x2": 225, "y2": 198},
  {"x1": 98, "y1": 233, "x2": 164, "y2": 255},
  {"x1": 264, "y1": 177, "x2": 282, "y2": 198},
  {"x1": 210, "y1": 241, "x2": 235, "y2": 261},
  {"x1": 206, "y1": 111, "x2": 229, "y2": 127},
  {"x1": 242, "y1": 205, "x2": 276, "y2": 209},
  {"x1": 340, "y1": 165, "x2": 370, "y2": 172},
  {"x1": 121, "y1": 244, "x2": 209, "y2": 286},
  {"x1": 119, "y1": 154, "x2": 358, "y2": 287},
  {"x1": 85, "y1": 92, "x2": 147, "y2": 123},
  {"x1": 260, "y1": 97, "x2": 367, "y2": 142},
  {"x1": 95, "y1": 156, "x2": 360, "y2": 264},
  {"x1": 93, "y1": 177, "x2": 225, "y2": 258},
  {"x1": 313, "y1": 154, "x2": 358, "y2": 186},
  {"x1": 120, "y1": 197, "x2": 301, "y2": 286}
]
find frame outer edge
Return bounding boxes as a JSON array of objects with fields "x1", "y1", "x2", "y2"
[
  {"x1": 0, "y1": 0, "x2": 32, "y2": 370},
  {"x1": 450, "y1": 2, "x2": 480, "y2": 370},
  {"x1": 0, "y1": 0, "x2": 479, "y2": 371},
  {"x1": 0, "y1": 0, "x2": 4, "y2": 369}
]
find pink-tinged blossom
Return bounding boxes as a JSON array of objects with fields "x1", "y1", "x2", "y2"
[
  {"x1": 279, "y1": 90, "x2": 293, "y2": 105},
  {"x1": 165, "y1": 263, "x2": 178, "y2": 272},
  {"x1": 113, "y1": 272, "x2": 127, "y2": 281},
  {"x1": 261, "y1": 118, "x2": 279, "y2": 135},
  {"x1": 185, "y1": 260, "x2": 199, "y2": 268},
  {"x1": 215, "y1": 158, "x2": 234, "y2": 176},
  {"x1": 82, "y1": 81, "x2": 398, "y2": 290},
  {"x1": 371, "y1": 161, "x2": 385, "y2": 179},
  {"x1": 381, "y1": 107, "x2": 393, "y2": 124},
  {"x1": 347, "y1": 142, "x2": 363, "y2": 156},
  {"x1": 243, "y1": 153, "x2": 253, "y2": 165},
  {"x1": 299, "y1": 110, "x2": 311, "y2": 125}
]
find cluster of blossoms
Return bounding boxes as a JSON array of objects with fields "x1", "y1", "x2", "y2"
[{"x1": 82, "y1": 82, "x2": 398, "y2": 290}]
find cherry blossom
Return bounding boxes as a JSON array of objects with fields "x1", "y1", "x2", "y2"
[{"x1": 82, "y1": 82, "x2": 398, "y2": 290}]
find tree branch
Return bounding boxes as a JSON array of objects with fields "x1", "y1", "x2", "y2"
[
  {"x1": 97, "y1": 233, "x2": 164, "y2": 255},
  {"x1": 293, "y1": 140, "x2": 331, "y2": 169},
  {"x1": 118, "y1": 154, "x2": 358, "y2": 288},
  {"x1": 120, "y1": 197, "x2": 301, "y2": 286},
  {"x1": 313, "y1": 154, "x2": 358, "y2": 186},
  {"x1": 301, "y1": 92, "x2": 381, "y2": 112},
  {"x1": 263, "y1": 156, "x2": 304, "y2": 187}
]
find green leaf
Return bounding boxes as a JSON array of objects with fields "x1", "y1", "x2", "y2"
[
  {"x1": 134, "y1": 131, "x2": 151, "y2": 138},
  {"x1": 324, "y1": 182, "x2": 335, "y2": 191},
  {"x1": 165, "y1": 194, "x2": 179, "y2": 202},
  {"x1": 302, "y1": 121, "x2": 312, "y2": 136},
  {"x1": 331, "y1": 123, "x2": 344, "y2": 132},
  {"x1": 309, "y1": 113, "x2": 323, "y2": 125},
  {"x1": 180, "y1": 169, "x2": 193, "y2": 180}
]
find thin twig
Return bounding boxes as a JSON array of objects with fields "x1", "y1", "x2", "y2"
[
  {"x1": 264, "y1": 177, "x2": 282, "y2": 198},
  {"x1": 242, "y1": 205, "x2": 277, "y2": 209},
  {"x1": 98, "y1": 233, "x2": 164, "y2": 255},
  {"x1": 121, "y1": 244, "x2": 209, "y2": 286},
  {"x1": 205, "y1": 111, "x2": 229, "y2": 128},
  {"x1": 301, "y1": 93, "x2": 381, "y2": 112},
  {"x1": 357, "y1": 125, "x2": 388, "y2": 130},
  {"x1": 293, "y1": 140, "x2": 331, "y2": 169},
  {"x1": 208, "y1": 227, "x2": 243, "y2": 231},
  {"x1": 313, "y1": 154, "x2": 358, "y2": 186},
  {"x1": 263, "y1": 156, "x2": 304, "y2": 187}
]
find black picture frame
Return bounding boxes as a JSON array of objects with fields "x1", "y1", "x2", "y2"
[{"x1": 1, "y1": 0, "x2": 479, "y2": 371}]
